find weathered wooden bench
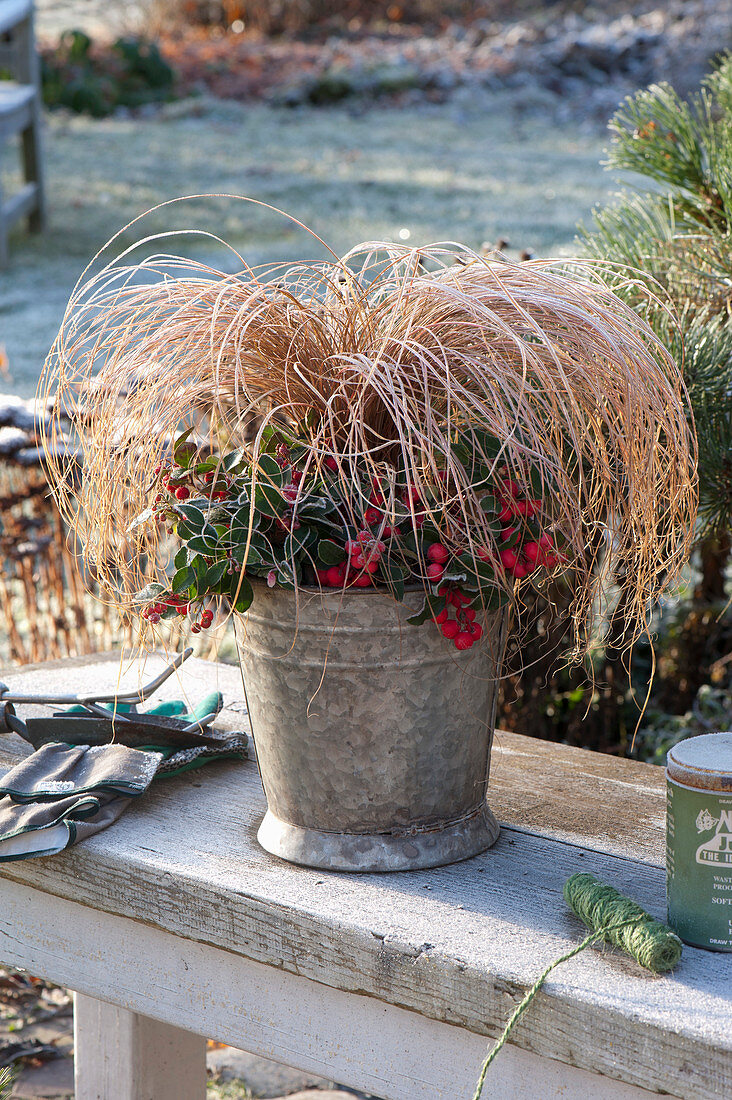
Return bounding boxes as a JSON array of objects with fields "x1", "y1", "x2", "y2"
[
  {"x1": 0, "y1": 653, "x2": 729, "y2": 1099},
  {"x1": 0, "y1": 0, "x2": 45, "y2": 267}
]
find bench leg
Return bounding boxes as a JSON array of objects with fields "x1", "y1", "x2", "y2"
[{"x1": 73, "y1": 993, "x2": 207, "y2": 1100}]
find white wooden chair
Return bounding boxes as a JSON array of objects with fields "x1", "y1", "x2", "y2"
[{"x1": 0, "y1": 0, "x2": 45, "y2": 267}]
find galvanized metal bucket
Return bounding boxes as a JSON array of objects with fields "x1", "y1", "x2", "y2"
[{"x1": 237, "y1": 583, "x2": 507, "y2": 872}]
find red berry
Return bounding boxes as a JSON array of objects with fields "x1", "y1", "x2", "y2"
[
  {"x1": 514, "y1": 499, "x2": 539, "y2": 518},
  {"x1": 427, "y1": 542, "x2": 449, "y2": 564},
  {"x1": 352, "y1": 573, "x2": 372, "y2": 586},
  {"x1": 523, "y1": 541, "x2": 541, "y2": 563},
  {"x1": 513, "y1": 562, "x2": 528, "y2": 579},
  {"x1": 462, "y1": 608, "x2": 477, "y2": 622},
  {"x1": 539, "y1": 533, "x2": 554, "y2": 549},
  {"x1": 291, "y1": 470, "x2": 303, "y2": 484},
  {"x1": 498, "y1": 502, "x2": 514, "y2": 523},
  {"x1": 469, "y1": 622, "x2": 483, "y2": 641},
  {"x1": 434, "y1": 607, "x2": 449, "y2": 625},
  {"x1": 352, "y1": 553, "x2": 365, "y2": 569},
  {"x1": 201, "y1": 610, "x2": 214, "y2": 626},
  {"x1": 364, "y1": 508, "x2": 380, "y2": 526},
  {"x1": 325, "y1": 456, "x2": 338, "y2": 471},
  {"x1": 500, "y1": 548, "x2": 518, "y2": 570},
  {"x1": 502, "y1": 478, "x2": 522, "y2": 498},
  {"x1": 148, "y1": 612, "x2": 161, "y2": 624},
  {"x1": 191, "y1": 623, "x2": 201, "y2": 633},
  {"x1": 500, "y1": 526, "x2": 517, "y2": 542},
  {"x1": 541, "y1": 552, "x2": 559, "y2": 569},
  {"x1": 426, "y1": 563, "x2": 444, "y2": 581},
  {"x1": 316, "y1": 568, "x2": 330, "y2": 584},
  {"x1": 283, "y1": 485, "x2": 298, "y2": 501},
  {"x1": 454, "y1": 632, "x2": 474, "y2": 650},
  {"x1": 366, "y1": 560, "x2": 379, "y2": 573},
  {"x1": 175, "y1": 486, "x2": 190, "y2": 500},
  {"x1": 326, "y1": 566, "x2": 345, "y2": 587},
  {"x1": 441, "y1": 620, "x2": 460, "y2": 639}
]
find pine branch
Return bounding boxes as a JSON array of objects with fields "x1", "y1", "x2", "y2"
[{"x1": 0, "y1": 1068, "x2": 14, "y2": 1100}]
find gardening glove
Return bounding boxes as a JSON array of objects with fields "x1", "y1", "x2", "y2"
[{"x1": 0, "y1": 695, "x2": 248, "y2": 861}]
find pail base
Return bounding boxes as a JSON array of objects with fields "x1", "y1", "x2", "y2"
[{"x1": 257, "y1": 802, "x2": 500, "y2": 872}]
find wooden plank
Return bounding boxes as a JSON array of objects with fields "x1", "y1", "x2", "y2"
[
  {"x1": 0, "y1": 655, "x2": 728, "y2": 1098},
  {"x1": 0, "y1": 2, "x2": 31, "y2": 39},
  {"x1": 0, "y1": 181, "x2": 38, "y2": 227},
  {"x1": 490, "y1": 729, "x2": 666, "y2": 865},
  {"x1": 0, "y1": 652, "x2": 667, "y2": 862},
  {"x1": 73, "y1": 994, "x2": 207, "y2": 1100},
  {"x1": 1, "y1": 880, "x2": 667, "y2": 1100}
]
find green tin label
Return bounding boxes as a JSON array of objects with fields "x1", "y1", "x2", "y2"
[{"x1": 667, "y1": 778, "x2": 732, "y2": 951}]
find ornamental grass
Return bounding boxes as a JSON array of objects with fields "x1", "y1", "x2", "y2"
[{"x1": 40, "y1": 224, "x2": 698, "y2": 660}]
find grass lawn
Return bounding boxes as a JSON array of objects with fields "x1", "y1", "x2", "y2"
[{"x1": 1, "y1": 91, "x2": 611, "y2": 397}]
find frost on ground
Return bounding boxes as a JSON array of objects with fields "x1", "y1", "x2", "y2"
[{"x1": 0, "y1": 92, "x2": 608, "y2": 397}]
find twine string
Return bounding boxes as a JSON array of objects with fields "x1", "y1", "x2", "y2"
[{"x1": 472, "y1": 873, "x2": 683, "y2": 1100}]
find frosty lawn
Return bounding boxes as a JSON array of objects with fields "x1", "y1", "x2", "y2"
[{"x1": 0, "y1": 91, "x2": 609, "y2": 397}]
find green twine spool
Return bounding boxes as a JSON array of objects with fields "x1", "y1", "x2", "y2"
[
  {"x1": 472, "y1": 872, "x2": 682, "y2": 1100},
  {"x1": 563, "y1": 872, "x2": 683, "y2": 975}
]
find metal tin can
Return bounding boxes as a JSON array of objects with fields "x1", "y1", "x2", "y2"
[{"x1": 666, "y1": 732, "x2": 732, "y2": 951}]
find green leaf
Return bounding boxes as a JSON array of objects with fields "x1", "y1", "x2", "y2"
[
  {"x1": 440, "y1": 570, "x2": 468, "y2": 585},
  {"x1": 256, "y1": 452, "x2": 286, "y2": 486},
  {"x1": 274, "y1": 558, "x2": 301, "y2": 588},
  {"x1": 228, "y1": 572, "x2": 253, "y2": 613},
  {"x1": 174, "y1": 547, "x2": 188, "y2": 570},
  {"x1": 134, "y1": 582, "x2": 166, "y2": 605},
  {"x1": 173, "y1": 427, "x2": 196, "y2": 468},
  {"x1": 203, "y1": 560, "x2": 229, "y2": 590},
  {"x1": 230, "y1": 505, "x2": 257, "y2": 533},
  {"x1": 254, "y1": 483, "x2": 287, "y2": 518},
  {"x1": 479, "y1": 493, "x2": 499, "y2": 514},
  {"x1": 380, "y1": 558, "x2": 410, "y2": 601},
  {"x1": 172, "y1": 566, "x2": 197, "y2": 594},
  {"x1": 174, "y1": 503, "x2": 206, "y2": 528},
  {"x1": 317, "y1": 538, "x2": 347, "y2": 565},
  {"x1": 205, "y1": 504, "x2": 233, "y2": 527},
  {"x1": 285, "y1": 528, "x2": 318, "y2": 558},
  {"x1": 194, "y1": 459, "x2": 218, "y2": 475},
  {"x1": 223, "y1": 449, "x2": 246, "y2": 473},
  {"x1": 187, "y1": 528, "x2": 220, "y2": 554},
  {"x1": 128, "y1": 506, "x2": 153, "y2": 532},
  {"x1": 231, "y1": 531, "x2": 274, "y2": 566},
  {"x1": 406, "y1": 593, "x2": 445, "y2": 626},
  {"x1": 297, "y1": 496, "x2": 337, "y2": 519}
]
